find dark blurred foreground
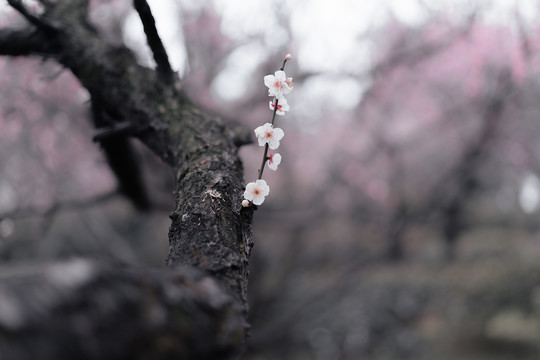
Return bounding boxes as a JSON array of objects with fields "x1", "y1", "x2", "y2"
[{"x1": 248, "y1": 217, "x2": 540, "y2": 360}]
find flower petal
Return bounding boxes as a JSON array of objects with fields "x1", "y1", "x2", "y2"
[
  {"x1": 275, "y1": 71, "x2": 286, "y2": 81},
  {"x1": 273, "y1": 127, "x2": 285, "y2": 141},
  {"x1": 255, "y1": 179, "x2": 270, "y2": 196},
  {"x1": 273, "y1": 153, "x2": 282, "y2": 166},
  {"x1": 268, "y1": 153, "x2": 281, "y2": 171},
  {"x1": 244, "y1": 182, "x2": 256, "y2": 201},
  {"x1": 268, "y1": 139, "x2": 280, "y2": 150},
  {"x1": 254, "y1": 125, "x2": 264, "y2": 137},
  {"x1": 264, "y1": 75, "x2": 275, "y2": 87},
  {"x1": 252, "y1": 196, "x2": 265, "y2": 205}
]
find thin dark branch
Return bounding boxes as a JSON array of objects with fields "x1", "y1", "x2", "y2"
[
  {"x1": 91, "y1": 98, "x2": 152, "y2": 211},
  {"x1": 132, "y1": 0, "x2": 174, "y2": 83},
  {"x1": 0, "y1": 191, "x2": 118, "y2": 221},
  {"x1": 37, "y1": 0, "x2": 55, "y2": 6},
  {"x1": 93, "y1": 121, "x2": 134, "y2": 141},
  {"x1": 6, "y1": 0, "x2": 60, "y2": 32},
  {"x1": 0, "y1": 28, "x2": 53, "y2": 56}
]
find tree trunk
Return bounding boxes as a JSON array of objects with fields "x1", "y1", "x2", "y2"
[{"x1": 0, "y1": 1, "x2": 254, "y2": 358}]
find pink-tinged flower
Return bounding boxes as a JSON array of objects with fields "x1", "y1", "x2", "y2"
[
  {"x1": 264, "y1": 70, "x2": 292, "y2": 99},
  {"x1": 285, "y1": 77, "x2": 294, "y2": 90},
  {"x1": 244, "y1": 179, "x2": 270, "y2": 205},
  {"x1": 269, "y1": 98, "x2": 290, "y2": 116},
  {"x1": 254, "y1": 123, "x2": 284, "y2": 150},
  {"x1": 285, "y1": 54, "x2": 292, "y2": 61},
  {"x1": 267, "y1": 152, "x2": 282, "y2": 171}
]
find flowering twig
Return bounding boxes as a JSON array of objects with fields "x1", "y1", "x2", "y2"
[
  {"x1": 243, "y1": 54, "x2": 293, "y2": 207},
  {"x1": 257, "y1": 108, "x2": 278, "y2": 180}
]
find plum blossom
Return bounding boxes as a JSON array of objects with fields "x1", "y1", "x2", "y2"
[
  {"x1": 264, "y1": 70, "x2": 292, "y2": 99},
  {"x1": 285, "y1": 77, "x2": 294, "y2": 90},
  {"x1": 254, "y1": 123, "x2": 284, "y2": 150},
  {"x1": 244, "y1": 55, "x2": 293, "y2": 207},
  {"x1": 269, "y1": 98, "x2": 289, "y2": 116},
  {"x1": 267, "y1": 152, "x2": 281, "y2": 171},
  {"x1": 244, "y1": 179, "x2": 270, "y2": 205}
]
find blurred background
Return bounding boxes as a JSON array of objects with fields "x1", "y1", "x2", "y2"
[{"x1": 2, "y1": 0, "x2": 540, "y2": 359}]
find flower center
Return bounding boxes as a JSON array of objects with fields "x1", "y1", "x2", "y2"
[
  {"x1": 254, "y1": 189, "x2": 261, "y2": 195},
  {"x1": 266, "y1": 131, "x2": 273, "y2": 138}
]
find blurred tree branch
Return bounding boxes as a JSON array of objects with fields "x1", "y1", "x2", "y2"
[
  {"x1": 0, "y1": 259, "x2": 244, "y2": 360},
  {"x1": 0, "y1": 28, "x2": 53, "y2": 56},
  {"x1": 6, "y1": 0, "x2": 60, "y2": 31},
  {"x1": 0, "y1": 191, "x2": 118, "y2": 222},
  {"x1": 436, "y1": 70, "x2": 513, "y2": 259},
  {"x1": 132, "y1": 0, "x2": 175, "y2": 84},
  {"x1": 91, "y1": 98, "x2": 151, "y2": 211}
]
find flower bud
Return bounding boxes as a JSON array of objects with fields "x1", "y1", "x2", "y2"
[
  {"x1": 285, "y1": 54, "x2": 292, "y2": 61},
  {"x1": 242, "y1": 199, "x2": 250, "y2": 207}
]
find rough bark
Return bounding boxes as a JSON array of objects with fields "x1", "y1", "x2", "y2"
[{"x1": 0, "y1": 1, "x2": 253, "y2": 358}]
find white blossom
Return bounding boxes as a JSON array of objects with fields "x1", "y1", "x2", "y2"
[
  {"x1": 244, "y1": 179, "x2": 270, "y2": 205},
  {"x1": 254, "y1": 123, "x2": 284, "y2": 150},
  {"x1": 269, "y1": 98, "x2": 290, "y2": 116},
  {"x1": 264, "y1": 70, "x2": 292, "y2": 99},
  {"x1": 242, "y1": 199, "x2": 250, "y2": 207},
  {"x1": 268, "y1": 152, "x2": 281, "y2": 171},
  {"x1": 285, "y1": 77, "x2": 294, "y2": 90}
]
